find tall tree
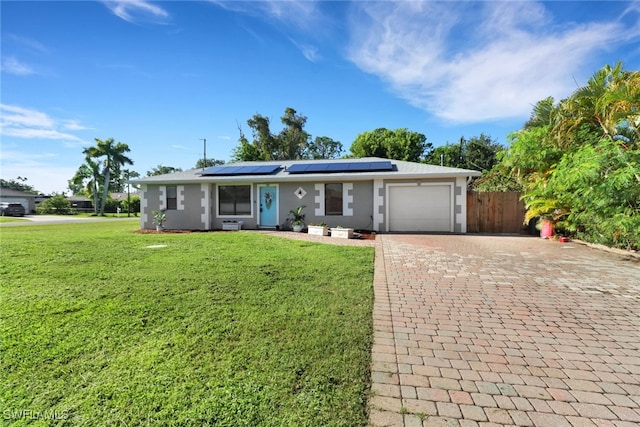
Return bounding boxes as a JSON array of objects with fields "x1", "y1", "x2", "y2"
[
  {"x1": 425, "y1": 139, "x2": 465, "y2": 168},
  {"x1": 84, "y1": 138, "x2": 133, "y2": 216},
  {"x1": 232, "y1": 107, "x2": 339, "y2": 161},
  {"x1": 146, "y1": 165, "x2": 183, "y2": 176},
  {"x1": 278, "y1": 107, "x2": 310, "y2": 160},
  {"x1": 425, "y1": 135, "x2": 503, "y2": 171},
  {"x1": 69, "y1": 157, "x2": 103, "y2": 215},
  {"x1": 349, "y1": 128, "x2": 431, "y2": 162},
  {"x1": 306, "y1": 136, "x2": 343, "y2": 159},
  {"x1": 464, "y1": 134, "x2": 504, "y2": 171},
  {"x1": 499, "y1": 62, "x2": 640, "y2": 250},
  {"x1": 0, "y1": 177, "x2": 37, "y2": 193},
  {"x1": 195, "y1": 158, "x2": 225, "y2": 169},
  {"x1": 233, "y1": 114, "x2": 278, "y2": 161}
]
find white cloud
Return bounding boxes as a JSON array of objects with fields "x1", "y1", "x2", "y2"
[
  {"x1": 7, "y1": 34, "x2": 49, "y2": 55},
  {"x1": 1, "y1": 56, "x2": 35, "y2": 76},
  {"x1": 211, "y1": 0, "x2": 319, "y2": 29},
  {"x1": 346, "y1": 1, "x2": 640, "y2": 124},
  {"x1": 0, "y1": 150, "x2": 77, "y2": 195},
  {"x1": 102, "y1": 0, "x2": 170, "y2": 24},
  {"x1": 289, "y1": 38, "x2": 321, "y2": 63},
  {"x1": 0, "y1": 104, "x2": 54, "y2": 128},
  {"x1": 1, "y1": 127, "x2": 82, "y2": 142},
  {"x1": 212, "y1": 0, "x2": 325, "y2": 62},
  {"x1": 0, "y1": 104, "x2": 88, "y2": 146},
  {"x1": 63, "y1": 120, "x2": 92, "y2": 131}
]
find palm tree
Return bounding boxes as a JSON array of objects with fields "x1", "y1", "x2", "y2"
[
  {"x1": 558, "y1": 62, "x2": 640, "y2": 144},
  {"x1": 70, "y1": 157, "x2": 103, "y2": 215},
  {"x1": 84, "y1": 138, "x2": 133, "y2": 215}
]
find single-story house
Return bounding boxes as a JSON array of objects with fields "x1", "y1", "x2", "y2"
[
  {"x1": 67, "y1": 195, "x2": 94, "y2": 211},
  {"x1": 132, "y1": 157, "x2": 481, "y2": 233},
  {"x1": 0, "y1": 188, "x2": 37, "y2": 214}
]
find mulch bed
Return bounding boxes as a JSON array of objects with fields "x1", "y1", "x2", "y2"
[
  {"x1": 134, "y1": 229, "x2": 200, "y2": 234},
  {"x1": 134, "y1": 228, "x2": 377, "y2": 240}
]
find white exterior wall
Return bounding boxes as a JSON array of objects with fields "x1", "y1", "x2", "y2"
[
  {"x1": 373, "y1": 179, "x2": 384, "y2": 232},
  {"x1": 456, "y1": 176, "x2": 467, "y2": 233},
  {"x1": 201, "y1": 183, "x2": 210, "y2": 230},
  {"x1": 343, "y1": 183, "x2": 353, "y2": 216},
  {"x1": 177, "y1": 185, "x2": 185, "y2": 211},
  {"x1": 140, "y1": 184, "x2": 148, "y2": 228},
  {"x1": 314, "y1": 183, "x2": 324, "y2": 216},
  {"x1": 158, "y1": 186, "x2": 166, "y2": 211}
]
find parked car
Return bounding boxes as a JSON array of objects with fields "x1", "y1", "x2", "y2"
[{"x1": 0, "y1": 202, "x2": 26, "y2": 217}]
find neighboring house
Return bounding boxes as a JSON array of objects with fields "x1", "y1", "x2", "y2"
[
  {"x1": 132, "y1": 157, "x2": 481, "y2": 233},
  {"x1": 0, "y1": 188, "x2": 37, "y2": 214},
  {"x1": 110, "y1": 192, "x2": 139, "y2": 202},
  {"x1": 67, "y1": 196, "x2": 94, "y2": 212}
]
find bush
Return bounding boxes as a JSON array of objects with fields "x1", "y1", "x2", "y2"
[
  {"x1": 120, "y1": 195, "x2": 140, "y2": 216},
  {"x1": 104, "y1": 197, "x2": 121, "y2": 214},
  {"x1": 37, "y1": 195, "x2": 73, "y2": 215}
]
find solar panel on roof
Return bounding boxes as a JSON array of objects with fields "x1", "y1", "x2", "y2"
[
  {"x1": 286, "y1": 164, "x2": 311, "y2": 173},
  {"x1": 326, "y1": 163, "x2": 345, "y2": 171},
  {"x1": 201, "y1": 164, "x2": 281, "y2": 176},
  {"x1": 287, "y1": 160, "x2": 394, "y2": 174}
]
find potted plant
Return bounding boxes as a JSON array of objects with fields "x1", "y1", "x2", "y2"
[
  {"x1": 287, "y1": 205, "x2": 306, "y2": 232},
  {"x1": 152, "y1": 209, "x2": 166, "y2": 231},
  {"x1": 331, "y1": 225, "x2": 354, "y2": 239},
  {"x1": 307, "y1": 222, "x2": 329, "y2": 236}
]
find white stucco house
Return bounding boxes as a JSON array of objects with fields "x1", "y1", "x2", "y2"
[{"x1": 132, "y1": 157, "x2": 480, "y2": 233}]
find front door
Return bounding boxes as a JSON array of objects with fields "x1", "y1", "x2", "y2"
[{"x1": 259, "y1": 186, "x2": 278, "y2": 227}]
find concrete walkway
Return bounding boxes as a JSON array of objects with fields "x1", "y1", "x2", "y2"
[{"x1": 370, "y1": 234, "x2": 640, "y2": 427}]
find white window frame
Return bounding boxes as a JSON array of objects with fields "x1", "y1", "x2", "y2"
[{"x1": 216, "y1": 183, "x2": 254, "y2": 218}]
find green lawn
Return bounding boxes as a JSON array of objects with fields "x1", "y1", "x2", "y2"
[
  {"x1": 1, "y1": 222, "x2": 375, "y2": 426},
  {"x1": 0, "y1": 217, "x2": 28, "y2": 223}
]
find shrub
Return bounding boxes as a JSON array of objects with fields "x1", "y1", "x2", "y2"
[
  {"x1": 37, "y1": 195, "x2": 72, "y2": 215},
  {"x1": 120, "y1": 195, "x2": 140, "y2": 216}
]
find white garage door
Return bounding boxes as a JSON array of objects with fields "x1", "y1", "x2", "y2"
[
  {"x1": 388, "y1": 184, "x2": 453, "y2": 232},
  {"x1": 2, "y1": 198, "x2": 29, "y2": 211}
]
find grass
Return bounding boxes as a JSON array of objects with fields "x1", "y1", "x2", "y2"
[
  {"x1": 0, "y1": 217, "x2": 28, "y2": 223},
  {"x1": 1, "y1": 222, "x2": 375, "y2": 426}
]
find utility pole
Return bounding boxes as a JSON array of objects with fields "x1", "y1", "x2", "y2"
[
  {"x1": 125, "y1": 169, "x2": 131, "y2": 217},
  {"x1": 200, "y1": 138, "x2": 207, "y2": 170}
]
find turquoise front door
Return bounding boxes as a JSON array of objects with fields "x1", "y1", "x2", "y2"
[{"x1": 259, "y1": 186, "x2": 278, "y2": 227}]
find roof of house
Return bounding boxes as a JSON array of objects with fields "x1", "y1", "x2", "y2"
[
  {"x1": 0, "y1": 188, "x2": 38, "y2": 198},
  {"x1": 110, "y1": 192, "x2": 139, "y2": 201},
  {"x1": 131, "y1": 157, "x2": 481, "y2": 185}
]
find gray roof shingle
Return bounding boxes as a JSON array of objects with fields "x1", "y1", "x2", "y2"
[{"x1": 131, "y1": 157, "x2": 480, "y2": 184}]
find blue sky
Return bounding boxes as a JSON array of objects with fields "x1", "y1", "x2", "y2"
[{"x1": 2, "y1": 0, "x2": 640, "y2": 194}]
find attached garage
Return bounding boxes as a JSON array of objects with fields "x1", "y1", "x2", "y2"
[
  {"x1": 0, "y1": 188, "x2": 36, "y2": 214},
  {"x1": 387, "y1": 183, "x2": 454, "y2": 232}
]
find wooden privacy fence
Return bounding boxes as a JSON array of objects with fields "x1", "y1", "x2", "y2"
[{"x1": 467, "y1": 192, "x2": 527, "y2": 234}]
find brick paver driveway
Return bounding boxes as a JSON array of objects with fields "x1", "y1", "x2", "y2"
[{"x1": 370, "y1": 234, "x2": 640, "y2": 427}]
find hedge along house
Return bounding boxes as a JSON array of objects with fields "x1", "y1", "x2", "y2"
[{"x1": 132, "y1": 157, "x2": 480, "y2": 233}]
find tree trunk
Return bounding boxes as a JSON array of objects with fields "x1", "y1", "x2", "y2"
[
  {"x1": 92, "y1": 182, "x2": 99, "y2": 215},
  {"x1": 100, "y1": 168, "x2": 110, "y2": 216}
]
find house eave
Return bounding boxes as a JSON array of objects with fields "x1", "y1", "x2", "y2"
[{"x1": 132, "y1": 171, "x2": 481, "y2": 185}]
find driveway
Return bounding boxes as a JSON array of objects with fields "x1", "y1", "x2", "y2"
[{"x1": 370, "y1": 234, "x2": 640, "y2": 427}]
